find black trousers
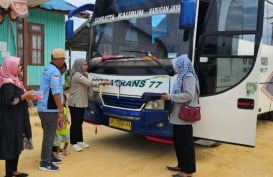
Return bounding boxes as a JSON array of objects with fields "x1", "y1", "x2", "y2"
[
  {"x1": 173, "y1": 124, "x2": 196, "y2": 174},
  {"x1": 69, "y1": 106, "x2": 85, "y2": 145},
  {"x1": 5, "y1": 154, "x2": 19, "y2": 177}
]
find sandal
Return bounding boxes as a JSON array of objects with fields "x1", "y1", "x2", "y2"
[
  {"x1": 172, "y1": 173, "x2": 192, "y2": 177},
  {"x1": 12, "y1": 172, "x2": 29, "y2": 177},
  {"x1": 62, "y1": 150, "x2": 70, "y2": 156},
  {"x1": 166, "y1": 166, "x2": 182, "y2": 171},
  {"x1": 172, "y1": 174, "x2": 184, "y2": 177}
]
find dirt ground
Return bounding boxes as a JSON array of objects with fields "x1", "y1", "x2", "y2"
[{"x1": 1, "y1": 107, "x2": 273, "y2": 177}]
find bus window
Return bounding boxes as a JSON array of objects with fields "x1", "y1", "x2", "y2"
[
  {"x1": 197, "y1": 0, "x2": 259, "y2": 95},
  {"x1": 263, "y1": 1, "x2": 273, "y2": 45},
  {"x1": 202, "y1": 34, "x2": 255, "y2": 56},
  {"x1": 206, "y1": 0, "x2": 258, "y2": 32}
]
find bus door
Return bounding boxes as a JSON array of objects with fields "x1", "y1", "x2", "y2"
[{"x1": 193, "y1": 0, "x2": 263, "y2": 146}]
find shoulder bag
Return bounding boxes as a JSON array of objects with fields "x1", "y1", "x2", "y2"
[
  {"x1": 179, "y1": 104, "x2": 201, "y2": 122},
  {"x1": 178, "y1": 81, "x2": 201, "y2": 122}
]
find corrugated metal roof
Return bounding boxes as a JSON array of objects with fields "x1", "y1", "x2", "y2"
[
  {"x1": 27, "y1": 0, "x2": 49, "y2": 7},
  {"x1": 40, "y1": 0, "x2": 75, "y2": 11}
]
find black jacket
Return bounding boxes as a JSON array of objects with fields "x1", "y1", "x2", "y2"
[{"x1": 0, "y1": 83, "x2": 32, "y2": 159}]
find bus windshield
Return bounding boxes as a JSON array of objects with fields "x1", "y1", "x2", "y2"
[{"x1": 90, "y1": 0, "x2": 188, "y2": 60}]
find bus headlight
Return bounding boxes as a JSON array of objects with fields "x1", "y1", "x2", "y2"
[
  {"x1": 144, "y1": 100, "x2": 164, "y2": 110},
  {"x1": 155, "y1": 121, "x2": 165, "y2": 128}
]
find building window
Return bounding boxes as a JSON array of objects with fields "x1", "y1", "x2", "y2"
[
  {"x1": 17, "y1": 23, "x2": 23, "y2": 60},
  {"x1": 17, "y1": 22, "x2": 44, "y2": 65}
]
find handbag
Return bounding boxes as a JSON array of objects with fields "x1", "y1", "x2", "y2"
[
  {"x1": 178, "y1": 105, "x2": 201, "y2": 122},
  {"x1": 178, "y1": 77, "x2": 201, "y2": 122}
]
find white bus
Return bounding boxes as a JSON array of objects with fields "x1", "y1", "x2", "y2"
[{"x1": 66, "y1": 0, "x2": 273, "y2": 147}]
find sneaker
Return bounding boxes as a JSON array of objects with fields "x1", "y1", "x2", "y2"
[
  {"x1": 77, "y1": 142, "x2": 90, "y2": 149},
  {"x1": 39, "y1": 162, "x2": 59, "y2": 172},
  {"x1": 51, "y1": 155, "x2": 62, "y2": 164},
  {"x1": 71, "y1": 144, "x2": 82, "y2": 152}
]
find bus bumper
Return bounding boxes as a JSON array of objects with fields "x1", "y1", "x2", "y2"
[{"x1": 84, "y1": 101, "x2": 173, "y2": 138}]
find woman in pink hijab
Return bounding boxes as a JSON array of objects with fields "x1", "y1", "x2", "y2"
[{"x1": 0, "y1": 56, "x2": 35, "y2": 177}]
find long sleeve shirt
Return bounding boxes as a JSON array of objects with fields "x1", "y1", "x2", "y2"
[
  {"x1": 68, "y1": 72, "x2": 96, "y2": 108},
  {"x1": 168, "y1": 75, "x2": 199, "y2": 125}
]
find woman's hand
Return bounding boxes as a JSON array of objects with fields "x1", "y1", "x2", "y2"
[
  {"x1": 160, "y1": 93, "x2": 169, "y2": 100},
  {"x1": 98, "y1": 81, "x2": 112, "y2": 86},
  {"x1": 22, "y1": 90, "x2": 35, "y2": 100},
  {"x1": 26, "y1": 98, "x2": 34, "y2": 107}
]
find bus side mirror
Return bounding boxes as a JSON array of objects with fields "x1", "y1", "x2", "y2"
[
  {"x1": 179, "y1": 0, "x2": 196, "y2": 29},
  {"x1": 65, "y1": 19, "x2": 74, "y2": 40}
]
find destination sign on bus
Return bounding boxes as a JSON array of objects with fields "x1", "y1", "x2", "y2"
[{"x1": 93, "y1": 5, "x2": 180, "y2": 25}]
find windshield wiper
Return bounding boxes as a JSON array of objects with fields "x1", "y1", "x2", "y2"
[
  {"x1": 101, "y1": 54, "x2": 134, "y2": 60},
  {"x1": 89, "y1": 54, "x2": 134, "y2": 70},
  {"x1": 120, "y1": 49, "x2": 174, "y2": 75}
]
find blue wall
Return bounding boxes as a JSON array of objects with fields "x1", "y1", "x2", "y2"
[
  {"x1": 0, "y1": 16, "x2": 17, "y2": 63},
  {"x1": 27, "y1": 9, "x2": 66, "y2": 85},
  {"x1": 0, "y1": 8, "x2": 66, "y2": 86}
]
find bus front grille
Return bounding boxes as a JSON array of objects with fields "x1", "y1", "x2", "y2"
[{"x1": 102, "y1": 95, "x2": 144, "y2": 109}]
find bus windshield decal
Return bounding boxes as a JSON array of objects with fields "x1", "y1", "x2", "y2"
[
  {"x1": 92, "y1": 78, "x2": 164, "y2": 89},
  {"x1": 93, "y1": 5, "x2": 180, "y2": 26}
]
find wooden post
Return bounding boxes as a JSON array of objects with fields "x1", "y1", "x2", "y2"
[{"x1": 23, "y1": 16, "x2": 28, "y2": 88}]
